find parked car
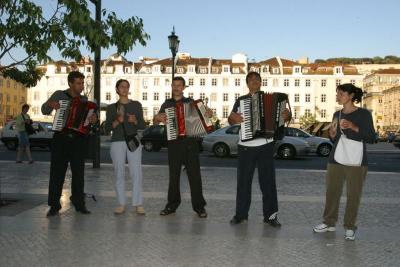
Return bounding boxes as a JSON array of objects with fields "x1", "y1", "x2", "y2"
[
  {"x1": 202, "y1": 125, "x2": 310, "y2": 159},
  {"x1": 392, "y1": 128, "x2": 400, "y2": 149},
  {"x1": 285, "y1": 127, "x2": 333, "y2": 157},
  {"x1": 0, "y1": 120, "x2": 54, "y2": 150},
  {"x1": 140, "y1": 125, "x2": 202, "y2": 152}
]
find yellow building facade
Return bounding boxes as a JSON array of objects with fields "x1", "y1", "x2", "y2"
[{"x1": 0, "y1": 75, "x2": 28, "y2": 128}]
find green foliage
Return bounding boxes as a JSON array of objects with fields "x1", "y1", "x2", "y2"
[
  {"x1": 299, "y1": 114, "x2": 318, "y2": 129},
  {"x1": 0, "y1": 0, "x2": 149, "y2": 87},
  {"x1": 314, "y1": 55, "x2": 400, "y2": 65}
]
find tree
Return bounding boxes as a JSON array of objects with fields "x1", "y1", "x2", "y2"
[
  {"x1": 299, "y1": 114, "x2": 318, "y2": 130},
  {"x1": 0, "y1": 0, "x2": 150, "y2": 87}
]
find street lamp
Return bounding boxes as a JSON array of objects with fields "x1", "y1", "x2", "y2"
[{"x1": 168, "y1": 26, "x2": 179, "y2": 80}]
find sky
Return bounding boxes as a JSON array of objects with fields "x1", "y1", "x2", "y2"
[{"x1": 4, "y1": 0, "x2": 400, "y2": 64}]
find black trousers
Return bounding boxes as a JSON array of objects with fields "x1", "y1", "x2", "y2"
[
  {"x1": 48, "y1": 132, "x2": 86, "y2": 209},
  {"x1": 235, "y1": 142, "x2": 278, "y2": 219},
  {"x1": 166, "y1": 138, "x2": 206, "y2": 211}
]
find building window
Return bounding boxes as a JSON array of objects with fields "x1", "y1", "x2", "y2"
[
  {"x1": 177, "y1": 67, "x2": 184, "y2": 74},
  {"x1": 295, "y1": 79, "x2": 300, "y2": 87},
  {"x1": 294, "y1": 94, "x2": 299, "y2": 102},
  {"x1": 143, "y1": 79, "x2": 148, "y2": 89},
  {"x1": 262, "y1": 79, "x2": 268, "y2": 87},
  {"x1": 232, "y1": 68, "x2": 240, "y2": 74},
  {"x1": 165, "y1": 92, "x2": 171, "y2": 100},
  {"x1": 223, "y1": 78, "x2": 229, "y2": 86},
  {"x1": 165, "y1": 79, "x2": 170, "y2": 86},
  {"x1": 6, "y1": 80, "x2": 10, "y2": 88},
  {"x1": 235, "y1": 79, "x2": 241, "y2": 86},
  {"x1": 336, "y1": 79, "x2": 341, "y2": 86},
  {"x1": 142, "y1": 92, "x2": 148, "y2": 101},
  {"x1": 223, "y1": 93, "x2": 229, "y2": 102},
  {"x1": 166, "y1": 67, "x2": 172, "y2": 74},
  {"x1": 210, "y1": 93, "x2": 217, "y2": 102},
  {"x1": 189, "y1": 78, "x2": 194, "y2": 86},
  {"x1": 284, "y1": 79, "x2": 289, "y2": 87},
  {"x1": 106, "y1": 92, "x2": 111, "y2": 101},
  {"x1": 200, "y1": 67, "x2": 207, "y2": 74},
  {"x1": 153, "y1": 107, "x2": 159, "y2": 116},
  {"x1": 305, "y1": 79, "x2": 311, "y2": 87},
  {"x1": 200, "y1": 93, "x2": 205, "y2": 101},
  {"x1": 235, "y1": 93, "x2": 240, "y2": 100},
  {"x1": 143, "y1": 107, "x2": 148, "y2": 118},
  {"x1": 294, "y1": 109, "x2": 298, "y2": 119},
  {"x1": 272, "y1": 68, "x2": 279, "y2": 74},
  {"x1": 154, "y1": 92, "x2": 159, "y2": 101},
  {"x1": 321, "y1": 94, "x2": 326, "y2": 103},
  {"x1": 378, "y1": 98, "x2": 382, "y2": 103},
  {"x1": 188, "y1": 66, "x2": 195, "y2": 72},
  {"x1": 335, "y1": 67, "x2": 342, "y2": 74},
  {"x1": 321, "y1": 109, "x2": 326, "y2": 118},
  {"x1": 154, "y1": 78, "x2": 160, "y2": 86},
  {"x1": 223, "y1": 106, "x2": 229, "y2": 118},
  {"x1": 200, "y1": 78, "x2": 205, "y2": 86},
  {"x1": 212, "y1": 78, "x2": 217, "y2": 86},
  {"x1": 212, "y1": 67, "x2": 218, "y2": 73},
  {"x1": 223, "y1": 66, "x2": 230, "y2": 72},
  {"x1": 273, "y1": 79, "x2": 279, "y2": 87},
  {"x1": 188, "y1": 92, "x2": 194, "y2": 98},
  {"x1": 305, "y1": 94, "x2": 311, "y2": 102},
  {"x1": 294, "y1": 67, "x2": 301, "y2": 73},
  {"x1": 321, "y1": 79, "x2": 327, "y2": 87},
  {"x1": 262, "y1": 66, "x2": 269, "y2": 73},
  {"x1": 305, "y1": 109, "x2": 311, "y2": 117},
  {"x1": 350, "y1": 79, "x2": 356, "y2": 85}
]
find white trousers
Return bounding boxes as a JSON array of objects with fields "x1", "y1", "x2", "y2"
[{"x1": 110, "y1": 141, "x2": 143, "y2": 206}]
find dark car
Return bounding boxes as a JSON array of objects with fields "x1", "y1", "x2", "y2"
[
  {"x1": 140, "y1": 125, "x2": 202, "y2": 152},
  {"x1": 392, "y1": 129, "x2": 400, "y2": 149}
]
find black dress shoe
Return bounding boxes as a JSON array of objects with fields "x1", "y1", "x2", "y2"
[
  {"x1": 264, "y1": 217, "x2": 282, "y2": 227},
  {"x1": 195, "y1": 208, "x2": 208, "y2": 218},
  {"x1": 74, "y1": 205, "x2": 91, "y2": 214},
  {"x1": 230, "y1": 216, "x2": 248, "y2": 225},
  {"x1": 46, "y1": 207, "x2": 60, "y2": 217},
  {"x1": 160, "y1": 207, "x2": 176, "y2": 216}
]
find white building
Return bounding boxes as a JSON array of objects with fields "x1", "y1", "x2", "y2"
[{"x1": 27, "y1": 53, "x2": 363, "y2": 127}]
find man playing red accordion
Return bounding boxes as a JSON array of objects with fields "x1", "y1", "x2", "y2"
[{"x1": 42, "y1": 71, "x2": 98, "y2": 217}]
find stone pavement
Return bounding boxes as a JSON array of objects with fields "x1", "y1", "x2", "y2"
[{"x1": 0, "y1": 161, "x2": 399, "y2": 267}]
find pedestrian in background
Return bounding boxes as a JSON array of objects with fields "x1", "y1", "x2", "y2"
[{"x1": 15, "y1": 104, "x2": 33, "y2": 163}]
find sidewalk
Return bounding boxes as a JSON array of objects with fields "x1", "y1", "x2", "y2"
[{"x1": 1, "y1": 161, "x2": 399, "y2": 266}]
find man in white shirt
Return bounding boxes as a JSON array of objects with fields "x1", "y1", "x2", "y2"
[{"x1": 228, "y1": 72, "x2": 291, "y2": 226}]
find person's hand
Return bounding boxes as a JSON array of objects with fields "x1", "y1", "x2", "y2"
[
  {"x1": 89, "y1": 113, "x2": 98, "y2": 124},
  {"x1": 205, "y1": 107, "x2": 213, "y2": 118},
  {"x1": 116, "y1": 113, "x2": 124, "y2": 123},
  {"x1": 340, "y1": 119, "x2": 359, "y2": 133},
  {"x1": 154, "y1": 113, "x2": 167, "y2": 124},
  {"x1": 228, "y1": 112, "x2": 243, "y2": 124},
  {"x1": 127, "y1": 113, "x2": 137, "y2": 125},
  {"x1": 281, "y1": 108, "x2": 291, "y2": 122},
  {"x1": 329, "y1": 118, "x2": 338, "y2": 139},
  {"x1": 47, "y1": 101, "x2": 60, "y2": 110}
]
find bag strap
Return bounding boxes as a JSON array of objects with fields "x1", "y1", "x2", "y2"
[{"x1": 338, "y1": 110, "x2": 345, "y2": 136}]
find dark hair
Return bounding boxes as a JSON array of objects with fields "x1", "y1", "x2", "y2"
[
  {"x1": 336, "y1": 83, "x2": 363, "y2": 103},
  {"x1": 67, "y1": 71, "x2": 85, "y2": 84},
  {"x1": 246, "y1": 71, "x2": 261, "y2": 84},
  {"x1": 21, "y1": 104, "x2": 30, "y2": 111},
  {"x1": 116, "y1": 79, "x2": 130, "y2": 89},
  {"x1": 172, "y1": 76, "x2": 186, "y2": 87}
]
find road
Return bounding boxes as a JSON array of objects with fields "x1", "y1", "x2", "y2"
[{"x1": 1, "y1": 142, "x2": 399, "y2": 172}]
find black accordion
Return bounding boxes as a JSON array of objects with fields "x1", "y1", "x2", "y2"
[{"x1": 239, "y1": 91, "x2": 289, "y2": 141}]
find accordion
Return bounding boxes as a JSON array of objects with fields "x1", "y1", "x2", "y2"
[
  {"x1": 239, "y1": 91, "x2": 289, "y2": 141},
  {"x1": 52, "y1": 97, "x2": 97, "y2": 135},
  {"x1": 165, "y1": 99, "x2": 213, "y2": 141}
]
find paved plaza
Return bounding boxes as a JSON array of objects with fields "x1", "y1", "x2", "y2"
[{"x1": 1, "y1": 160, "x2": 400, "y2": 266}]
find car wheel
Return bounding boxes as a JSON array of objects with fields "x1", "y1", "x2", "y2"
[
  {"x1": 213, "y1": 143, "x2": 230, "y2": 157},
  {"x1": 143, "y1": 141, "x2": 154, "y2": 152},
  {"x1": 277, "y1": 144, "x2": 295, "y2": 159},
  {"x1": 5, "y1": 141, "x2": 18, "y2": 150},
  {"x1": 317, "y1": 143, "x2": 332, "y2": 157}
]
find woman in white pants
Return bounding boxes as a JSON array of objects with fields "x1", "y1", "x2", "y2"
[{"x1": 105, "y1": 79, "x2": 146, "y2": 215}]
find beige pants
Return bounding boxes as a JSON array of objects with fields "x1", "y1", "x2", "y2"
[{"x1": 323, "y1": 163, "x2": 368, "y2": 230}]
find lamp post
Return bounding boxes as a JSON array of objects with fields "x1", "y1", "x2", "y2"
[
  {"x1": 168, "y1": 26, "x2": 179, "y2": 81},
  {"x1": 89, "y1": 0, "x2": 101, "y2": 168}
]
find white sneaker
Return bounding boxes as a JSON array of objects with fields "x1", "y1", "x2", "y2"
[
  {"x1": 344, "y1": 229, "x2": 356, "y2": 241},
  {"x1": 313, "y1": 223, "x2": 336, "y2": 233}
]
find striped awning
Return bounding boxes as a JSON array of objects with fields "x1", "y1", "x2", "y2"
[
  {"x1": 312, "y1": 122, "x2": 325, "y2": 133},
  {"x1": 322, "y1": 122, "x2": 332, "y2": 131}
]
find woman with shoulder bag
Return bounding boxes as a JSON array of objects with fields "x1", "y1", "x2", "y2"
[
  {"x1": 105, "y1": 79, "x2": 146, "y2": 215},
  {"x1": 15, "y1": 104, "x2": 34, "y2": 163},
  {"x1": 313, "y1": 83, "x2": 375, "y2": 241}
]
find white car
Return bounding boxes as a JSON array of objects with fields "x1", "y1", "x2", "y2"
[
  {"x1": 0, "y1": 120, "x2": 54, "y2": 150},
  {"x1": 202, "y1": 125, "x2": 310, "y2": 159},
  {"x1": 285, "y1": 127, "x2": 333, "y2": 157}
]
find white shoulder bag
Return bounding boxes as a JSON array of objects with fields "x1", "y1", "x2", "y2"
[{"x1": 333, "y1": 111, "x2": 363, "y2": 166}]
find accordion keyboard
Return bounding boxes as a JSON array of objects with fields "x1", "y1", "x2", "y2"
[
  {"x1": 165, "y1": 107, "x2": 177, "y2": 140},
  {"x1": 240, "y1": 98, "x2": 253, "y2": 141},
  {"x1": 52, "y1": 100, "x2": 70, "y2": 131}
]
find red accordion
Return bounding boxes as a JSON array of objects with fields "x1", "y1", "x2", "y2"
[
  {"x1": 165, "y1": 99, "x2": 213, "y2": 140},
  {"x1": 52, "y1": 97, "x2": 97, "y2": 135}
]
